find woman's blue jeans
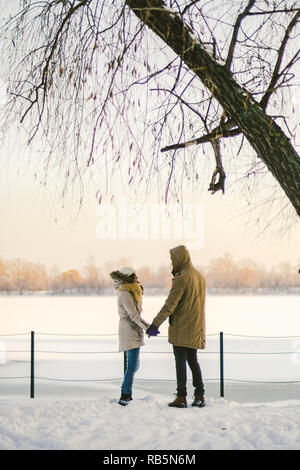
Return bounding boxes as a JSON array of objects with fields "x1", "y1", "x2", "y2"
[{"x1": 121, "y1": 347, "x2": 140, "y2": 396}]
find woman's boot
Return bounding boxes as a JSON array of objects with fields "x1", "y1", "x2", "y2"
[{"x1": 118, "y1": 393, "x2": 132, "y2": 406}]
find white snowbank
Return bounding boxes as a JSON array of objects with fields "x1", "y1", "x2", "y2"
[{"x1": 1, "y1": 383, "x2": 300, "y2": 450}]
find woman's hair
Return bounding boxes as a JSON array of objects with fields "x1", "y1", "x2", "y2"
[
  {"x1": 128, "y1": 273, "x2": 137, "y2": 283},
  {"x1": 110, "y1": 270, "x2": 137, "y2": 284}
]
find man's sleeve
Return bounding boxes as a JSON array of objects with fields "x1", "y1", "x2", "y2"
[{"x1": 152, "y1": 274, "x2": 186, "y2": 328}]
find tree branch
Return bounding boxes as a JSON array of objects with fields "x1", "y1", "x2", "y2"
[
  {"x1": 260, "y1": 9, "x2": 300, "y2": 109},
  {"x1": 246, "y1": 8, "x2": 300, "y2": 15},
  {"x1": 209, "y1": 139, "x2": 226, "y2": 194},
  {"x1": 20, "y1": 0, "x2": 90, "y2": 127},
  {"x1": 225, "y1": 0, "x2": 256, "y2": 71},
  {"x1": 181, "y1": 1, "x2": 201, "y2": 16},
  {"x1": 161, "y1": 121, "x2": 240, "y2": 152}
]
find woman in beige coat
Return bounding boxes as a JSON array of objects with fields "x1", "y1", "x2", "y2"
[{"x1": 110, "y1": 267, "x2": 150, "y2": 406}]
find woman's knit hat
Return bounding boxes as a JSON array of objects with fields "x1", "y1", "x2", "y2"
[{"x1": 119, "y1": 266, "x2": 136, "y2": 276}]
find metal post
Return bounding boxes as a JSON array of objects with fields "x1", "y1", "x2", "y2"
[
  {"x1": 123, "y1": 351, "x2": 127, "y2": 374},
  {"x1": 30, "y1": 331, "x2": 34, "y2": 399},
  {"x1": 220, "y1": 331, "x2": 224, "y2": 398}
]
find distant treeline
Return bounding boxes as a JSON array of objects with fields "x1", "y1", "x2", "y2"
[{"x1": 0, "y1": 253, "x2": 299, "y2": 295}]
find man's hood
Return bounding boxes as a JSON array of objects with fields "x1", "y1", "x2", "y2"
[{"x1": 170, "y1": 245, "x2": 191, "y2": 274}]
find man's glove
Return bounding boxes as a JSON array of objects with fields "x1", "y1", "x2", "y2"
[{"x1": 146, "y1": 324, "x2": 160, "y2": 337}]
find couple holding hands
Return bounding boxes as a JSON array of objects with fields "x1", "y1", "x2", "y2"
[{"x1": 110, "y1": 245, "x2": 206, "y2": 408}]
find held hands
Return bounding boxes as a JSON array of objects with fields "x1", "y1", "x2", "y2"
[{"x1": 146, "y1": 324, "x2": 160, "y2": 338}]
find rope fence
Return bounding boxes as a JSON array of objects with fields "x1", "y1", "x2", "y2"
[{"x1": 1, "y1": 331, "x2": 300, "y2": 398}]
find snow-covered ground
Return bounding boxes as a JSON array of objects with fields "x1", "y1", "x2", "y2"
[
  {"x1": 1, "y1": 360, "x2": 300, "y2": 450},
  {"x1": 1, "y1": 382, "x2": 300, "y2": 450}
]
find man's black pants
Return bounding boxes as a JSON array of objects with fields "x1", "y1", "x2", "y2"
[{"x1": 173, "y1": 345, "x2": 205, "y2": 397}]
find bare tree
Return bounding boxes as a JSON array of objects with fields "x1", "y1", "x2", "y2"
[{"x1": 0, "y1": 0, "x2": 299, "y2": 217}]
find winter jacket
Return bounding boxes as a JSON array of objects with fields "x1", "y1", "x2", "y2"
[
  {"x1": 110, "y1": 272, "x2": 150, "y2": 352},
  {"x1": 152, "y1": 245, "x2": 206, "y2": 350}
]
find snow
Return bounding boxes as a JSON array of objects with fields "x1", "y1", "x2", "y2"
[
  {"x1": 162, "y1": 6, "x2": 178, "y2": 16},
  {"x1": 1, "y1": 295, "x2": 300, "y2": 450},
  {"x1": 1, "y1": 385, "x2": 300, "y2": 450}
]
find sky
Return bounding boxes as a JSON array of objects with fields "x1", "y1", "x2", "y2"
[
  {"x1": 0, "y1": 148, "x2": 299, "y2": 274},
  {"x1": 0, "y1": 1, "x2": 299, "y2": 275}
]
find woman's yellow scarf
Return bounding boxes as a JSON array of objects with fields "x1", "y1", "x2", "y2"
[{"x1": 117, "y1": 283, "x2": 143, "y2": 310}]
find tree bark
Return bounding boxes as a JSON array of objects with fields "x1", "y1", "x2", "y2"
[{"x1": 125, "y1": 0, "x2": 300, "y2": 216}]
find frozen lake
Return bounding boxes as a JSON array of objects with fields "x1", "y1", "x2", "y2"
[
  {"x1": 1, "y1": 294, "x2": 299, "y2": 335},
  {"x1": 0, "y1": 294, "x2": 300, "y2": 401}
]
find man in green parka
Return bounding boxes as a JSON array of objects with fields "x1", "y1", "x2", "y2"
[{"x1": 147, "y1": 245, "x2": 206, "y2": 408}]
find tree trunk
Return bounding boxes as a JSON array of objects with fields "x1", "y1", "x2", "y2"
[{"x1": 126, "y1": 0, "x2": 300, "y2": 216}]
